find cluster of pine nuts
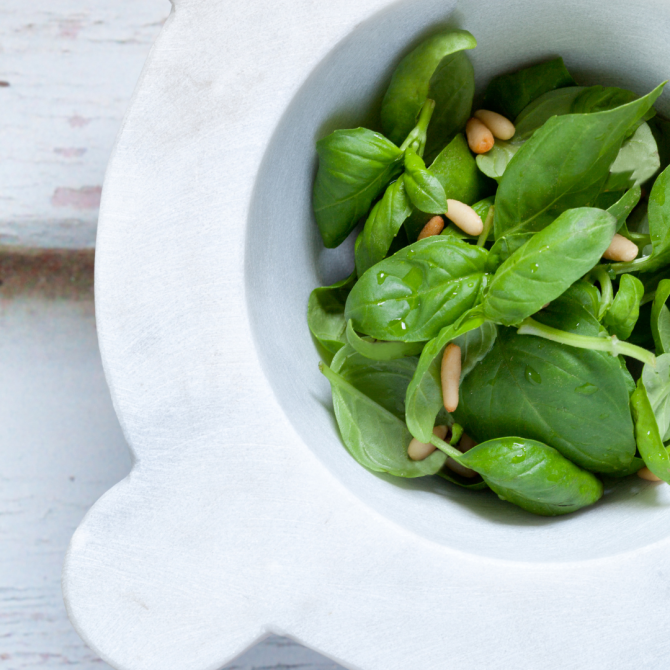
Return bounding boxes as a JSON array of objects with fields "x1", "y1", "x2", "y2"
[
  {"x1": 418, "y1": 200, "x2": 484, "y2": 240},
  {"x1": 466, "y1": 109, "x2": 515, "y2": 154}
]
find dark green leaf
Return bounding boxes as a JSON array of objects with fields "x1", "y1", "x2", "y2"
[
  {"x1": 405, "y1": 134, "x2": 493, "y2": 240},
  {"x1": 320, "y1": 349, "x2": 446, "y2": 477},
  {"x1": 631, "y1": 375, "x2": 670, "y2": 484},
  {"x1": 483, "y1": 208, "x2": 616, "y2": 326},
  {"x1": 651, "y1": 278, "x2": 670, "y2": 354},
  {"x1": 603, "y1": 274, "x2": 644, "y2": 340},
  {"x1": 458, "y1": 437, "x2": 603, "y2": 516},
  {"x1": 345, "y1": 320, "x2": 424, "y2": 361},
  {"x1": 345, "y1": 236, "x2": 488, "y2": 342},
  {"x1": 454, "y1": 327, "x2": 637, "y2": 474},
  {"x1": 307, "y1": 273, "x2": 356, "y2": 353},
  {"x1": 313, "y1": 128, "x2": 403, "y2": 248},
  {"x1": 403, "y1": 150, "x2": 447, "y2": 214},
  {"x1": 536, "y1": 283, "x2": 603, "y2": 335},
  {"x1": 494, "y1": 83, "x2": 665, "y2": 239},
  {"x1": 649, "y1": 115, "x2": 670, "y2": 172},
  {"x1": 607, "y1": 186, "x2": 642, "y2": 230},
  {"x1": 482, "y1": 57, "x2": 576, "y2": 121},
  {"x1": 355, "y1": 177, "x2": 413, "y2": 276},
  {"x1": 381, "y1": 30, "x2": 477, "y2": 146},
  {"x1": 404, "y1": 309, "x2": 487, "y2": 442},
  {"x1": 454, "y1": 320, "x2": 498, "y2": 380}
]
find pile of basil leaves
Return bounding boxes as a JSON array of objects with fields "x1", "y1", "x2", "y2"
[{"x1": 308, "y1": 29, "x2": 670, "y2": 516}]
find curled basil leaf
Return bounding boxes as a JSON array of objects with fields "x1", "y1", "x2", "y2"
[
  {"x1": 381, "y1": 30, "x2": 477, "y2": 149},
  {"x1": 483, "y1": 208, "x2": 616, "y2": 326},
  {"x1": 454, "y1": 327, "x2": 637, "y2": 474},
  {"x1": 631, "y1": 374, "x2": 670, "y2": 484},
  {"x1": 458, "y1": 437, "x2": 603, "y2": 516},
  {"x1": 345, "y1": 320, "x2": 424, "y2": 361},
  {"x1": 651, "y1": 278, "x2": 670, "y2": 354},
  {"x1": 482, "y1": 57, "x2": 576, "y2": 121},
  {"x1": 403, "y1": 149, "x2": 447, "y2": 214},
  {"x1": 313, "y1": 128, "x2": 403, "y2": 248},
  {"x1": 355, "y1": 177, "x2": 413, "y2": 277},
  {"x1": 603, "y1": 274, "x2": 644, "y2": 340},
  {"x1": 494, "y1": 83, "x2": 665, "y2": 239},
  {"x1": 641, "y1": 353, "x2": 670, "y2": 441},
  {"x1": 307, "y1": 273, "x2": 356, "y2": 354},
  {"x1": 475, "y1": 141, "x2": 520, "y2": 182},
  {"x1": 345, "y1": 236, "x2": 488, "y2": 342},
  {"x1": 404, "y1": 309, "x2": 487, "y2": 443},
  {"x1": 321, "y1": 347, "x2": 446, "y2": 477}
]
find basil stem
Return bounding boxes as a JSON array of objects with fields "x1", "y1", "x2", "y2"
[
  {"x1": 517, "y1": 316, "x2": 656, "y2": 366},
  {"x1": 400, "y1": 99, "x2": 436, "y2": 156},
  {"x1": 477, "y1": 205, "x2": 495, "y2": 247},
  {"x1": 430, "y1": 434, "x2": 467, "y2": 461},
  {"x1": 591, "y1": 265, "x2": 614, "y2": 319}
]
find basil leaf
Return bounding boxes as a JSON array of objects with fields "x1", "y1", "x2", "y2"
[
  {"x1": 603, "y1": 274, "x2": 644, "y2": 340},
  {"x1": 494, "y1": 83, "x2": 665, "y2": 239},
  {"x1": 605, "y1": 122, "x2": 660, "y2": 192},
  {"x1": 651, "y1": 278, "x2": 670, "y2": 354},
  {"x1": 345, "y1": 236, "x2": 488, "y2": 342},
  {"x1": 345, "y1": 320, "x2": 424, "y2": 361},
  {"x1": 631, "y1": 375, "x2": 670, "y2": 484},
  {"x1": 313, "y1": 128, "x2": 403, "y2": 248},
  {"x1": 641, "y1": 353, "x2": 670, "y2": 441},
  {"x1": 649, "y1": 115, "x2": 670, "y2": 172},
  {"x1": 645, "y1": 163, "x2": 670, "y2": 269},
  {"x1": 381, "y1": 30, "x2": 477, "y2": 147},
  {"x1": 458, "y1": 437, "x2": 603, "y2": 516},
  {"x1": 405, "y1": 309, "x2": 487, "y2": 443},
  {"x1": 607, "y1": 186, "x2": 642, "y2": 230},
  {"x1": 483, "y1": 208, "x2": 616, "y2": 326},
  {"x1": 321, "y1": 349, "x2": 446, "y2": 477},
  {"x1": 454, "y1": 327, "x2": 637, "y2": 474},
  {"x1": 536, "y1": 283, "x2": 603, "y2": 335},
  {"x1": 355, "y1": 177, "x2": 413, "y2": 276},
  {"x1": 403, "y1": 150, "x2": 447, "y2": 214},
  {"x1": 405, "y1": 134, "x2": 492, "y2": 240},
  {"x1": 475, "y1": 140, "x2": 520, "y2": 182},
  {"x1": 454, "y1": 320, "x2": 498, "y2": 380},
  {"x1": 482, "y1": 57, "x2": 576, "y2": 121},
  {"x1": 307, "y1": 273, "x2": 356, "y2": 353}
]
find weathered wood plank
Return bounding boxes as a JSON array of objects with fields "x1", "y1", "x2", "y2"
[{"x1": 0, "y1": 1, "x2": 169, "y2": 248}]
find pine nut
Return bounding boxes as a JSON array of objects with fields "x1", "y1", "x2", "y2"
[
  {"x1": 408, "y1": 425, "x2": 448, "y2": 461},
  {"x1": 441, "y1": 343, "x2": 461, "y2": 413},
  {"x1": 466, "y1": 117, "x2": 495, "y2": 154},
  {"x1": 445, "y1": 433, "x2": 478, "y2": 478},
  {"x1": 418, "y1": 215, "x2": 445, "y2": 240},
  {"x1": 474, "y1": 109, "x2": 516, "y2": 140},
  {"x1": 445, "y1": 199, "x2": 484, "y2": 236},
  {"x1": 602, "y1": 234, "x2": 639, "y2": 262},
  {"x1": 637, "y1": 467, "x2": 662, "y2": 482}
]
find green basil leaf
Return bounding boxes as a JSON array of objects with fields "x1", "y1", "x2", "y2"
[
  {"x1": 607, "y1": 186, "x2": 642, "y2": 230},
  {"x1": 645, "y1": 163, "x2": 670, "y2": 270},
  {"x1": 649, "y1": 115, "x2": 670, "y2": 172},
  {"x1": 454, "y1": 320, "x2": 498, "y2": 380},
  {"x1": 321, "y1": 350, "x2": 446, "y2": 477},
  {"x1": 631, "y1": 375, "x2": 670, "y2": 484},
  {"x1": 482, "y1": 57, "x2": 576, "y2": 121},
  {"x1": 475, "y1": 140, "x2": 520, "y2": 182},
  {"x1": 403, "y1": 150, "x2": 447, "y2": 214},
  {"x1": 381, "y1": 30, "x2": 477, "y2": 147},
  {"x1": 483, "y1": 208, "x2": 616, "y2": 326},
  {"x1": 603, "y1": 274, "x2": 644, "y2": 340},
  {"x1": 494, "y1": 83, "x2": 665, "y2": 239},
  {"x1": 651, "y1": 278, "x2": 670, "y2": 354},
  {"x1": 437, "y1": 471, "x2": 489, "y2": 490},
  {"x1": 307, "y1": 273, "x2": 357, "y2": 353},
  {"x1": 535, "y1": 283, "x2": 603, "y2": 335},
  {"x1": 345, "y1": 320, "x2": 424, "y2": 361},
  {"x1": 345, "y1": 236, "x2": 488, "y2": 342},
  {"x1": 404, "y1": 309, "x2": 487, "y2": 443},
  {"x1": 458, "y1": 437, "x2": 603, "y2": 516},
  {"x1": 605, "y1": 122, "x2": 660, "y2": 192},
  {"x1": 313, "y1": 128, "x2": 403, "y2": 248},
  {"x1": 355, "y1": 177, "x2": 413, "y2": 276},
  {"x1": 454, "y1": 327, "x2": 637, "y2": 474},
  {"x1": 405, "y1": 134, "x2": 493, "y2": 241},
  {"x1": 487, "y1": 232, "x2": 534, "y2": 269},
  {"x1": 641, "y1": 353, "x2": 670, "y2": 441}
]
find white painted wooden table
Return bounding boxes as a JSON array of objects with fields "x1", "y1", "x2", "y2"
[{"x1": 0, "y1": 2, "x2": 340, "y2": 667}]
